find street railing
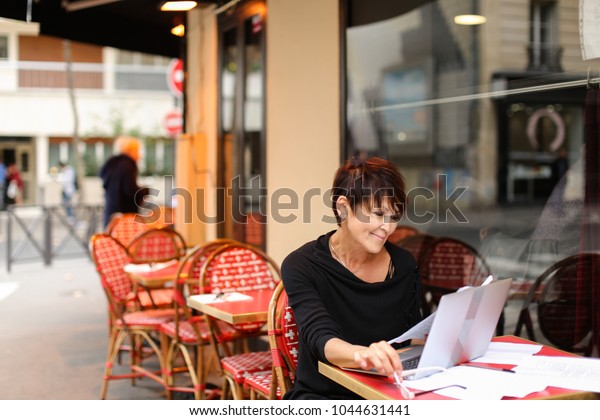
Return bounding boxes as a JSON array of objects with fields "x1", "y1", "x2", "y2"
[{"x1": 4, "y1": 204, "x2": 104, "y2": 272}]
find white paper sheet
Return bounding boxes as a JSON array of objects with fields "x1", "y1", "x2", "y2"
[
  {"x1": 514, "y1": 355, "x2": 600, "y2": 393},
  {"x1": 404, "y1": 364, "x2": 549, "y2": 400},
  {"x1": 580, "y1": 0, "x2": 600, "y2": 60},
  {"x1": 388, "y1": 312, "x2": 435, "y2": 344},
  {"x1": 470, "y1": 342, "x2": 543, "y2": 365},
  {"x1": 188, "y1": 292, "x2": 253, "y2": 304}
]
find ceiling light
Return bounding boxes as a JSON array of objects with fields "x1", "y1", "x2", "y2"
[
  {"x1": 454, "y1": 14, "x2": 487, "y2": 25},
  {"x1": 171, "y1": 24, "x2": 185, "y2": 37},
  {"x1": 160, "y1": 1, "x2": 198, "y2": 12}
]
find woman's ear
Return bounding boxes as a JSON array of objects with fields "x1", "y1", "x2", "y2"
[{"x1": 336, "y1": 196, "x2": 349, "y2": 220}]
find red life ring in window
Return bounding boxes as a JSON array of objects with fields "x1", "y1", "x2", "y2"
[{"x1": 526, "y1": 109, "x2": 565, "y2": 152}]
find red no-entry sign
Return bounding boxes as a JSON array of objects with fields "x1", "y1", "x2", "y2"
[
  {"x1": 167, "y1": 59, "x2": 183, "y2": 97},
  {"x1": 164, "y1": 110, "x2": 183, "y2": 136}
]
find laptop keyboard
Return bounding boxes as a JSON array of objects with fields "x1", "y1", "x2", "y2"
[{"x1": 402, "y1": 356, "x2": 420, "y2": 370}]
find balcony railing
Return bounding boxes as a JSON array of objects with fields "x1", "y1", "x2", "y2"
[
  {"x1": 0, "y1": 60, "x2": 170, "y2": 92},
  {"x1": 527, "y1": 44, "x2": 563, "y2": 72}
]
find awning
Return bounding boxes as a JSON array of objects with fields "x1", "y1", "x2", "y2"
[{"x1": 0, "y1": 0, "x2": 217, "y2": 58}]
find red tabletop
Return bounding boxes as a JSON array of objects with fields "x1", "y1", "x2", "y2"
[
  {"x1": 187, "y1": 289, "x2": 273, "y2": 324},
  {"x1": 318, "y1": 335, "x2": 598, "y2": 400}
]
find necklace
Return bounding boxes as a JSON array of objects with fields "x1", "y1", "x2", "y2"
[{"x1": 329, "y1": 240, "x2": 370, "y2": 274}]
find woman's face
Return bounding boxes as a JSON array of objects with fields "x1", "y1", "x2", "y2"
[{"x1": 345, "y1": 199, "x2": 399, "y2": 253}]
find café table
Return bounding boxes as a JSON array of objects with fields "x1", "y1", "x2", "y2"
[
  {"x1": 318, "y1": 336, "x2": 598, "y2": 400},
  {"x1": 186, "y1": 289, "x2": 273, "y2": 325},
  {"x1": 124, "y1": 259, "x2": 191, "y2": 288},
  {"x1": 124, "y1": 259, "x2": 192, "y2": 308}
]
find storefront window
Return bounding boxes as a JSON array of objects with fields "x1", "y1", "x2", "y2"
[{"x1": 345, "y1": 0, "x2": 593, "y2": 290}]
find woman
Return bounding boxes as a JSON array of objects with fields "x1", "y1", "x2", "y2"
[{"x1": 281, "y1": 156, "x2": 422, "y2": 399}]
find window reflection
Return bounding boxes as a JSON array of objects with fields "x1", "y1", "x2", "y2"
[{"x1": 345, "y1": 0, "x2": 590, "y2": 285}]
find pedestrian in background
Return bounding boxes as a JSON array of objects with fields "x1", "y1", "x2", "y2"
[
  {"x1": 0, "y1": 158, "x2": 6, "y2": 210},
  {"x1": 59, "y1": 161, "x2": 77, "y2": 221},
  {"x1": 99, "y1": 135, "x2": 149, "y2": 228},
  {"x1": 4, "y1": 162, "x2": 24, "y2": 208}
]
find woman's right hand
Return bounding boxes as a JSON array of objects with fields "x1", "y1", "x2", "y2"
[{"x1": 353, "y1": 340, "x2": 403, "y2": 379}]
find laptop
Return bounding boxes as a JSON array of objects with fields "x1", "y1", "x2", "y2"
[{"x1": 344, "y1": 278, "x2": 513, "y2": 380}]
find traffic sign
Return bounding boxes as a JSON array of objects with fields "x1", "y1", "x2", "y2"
[
  {"x1": 167, "y1": 58, "x2": 183, "y2": 97},
  {"x1": 164, "y1": 110, "x2": 183, "y2": 136}
]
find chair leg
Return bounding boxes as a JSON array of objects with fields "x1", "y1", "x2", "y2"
[
  {"x1": 514, "y1": 308, "x2": 536, "y2": 340},
  {"x1": 101, "y1": 329, "x2": 128, "y2": 400},
  {"x1": 161, "y1": 333, "x2": 173, "y2": 400},
  {"x1": 219, "y1": 375, "x2": 245, "y2": 400},
  {"x1": 220, "y1": 376, "x2": 231, "y2": 400},
  {"x1": 229, "y1": 378, "x2": 245, "y2": 400},
  {"x1": 496, "y1": 309, "x2": 505, "y2": 336}
]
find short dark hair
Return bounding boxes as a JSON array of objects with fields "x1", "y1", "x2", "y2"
[{"x1": 331, "y1": 156, "x2": 407, "y2": 225}]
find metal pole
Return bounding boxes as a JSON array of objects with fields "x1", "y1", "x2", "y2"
[
  {"x1": 44, "y1": 206, "x2": 52, "y2": 266},
  {"x1": 6, "y1": 208, "x2": 12, "y2": 272}
]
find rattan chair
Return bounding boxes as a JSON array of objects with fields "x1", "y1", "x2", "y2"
[
  {"x1": 244, "y1": 281, "x2": 298, "y2": 399},
  {"x1": 105, "y1": 212, "x2": 152, "y2": 248},
  {"x1": 125, "y1": 227, "x2": 188, "y2": 309},
  {"x1": 89, "y1": 233, "x2": 175, "y2": 399},
  {"x1": 388, "y1": 225, "x2": 420, "y2": 245},
  {"x1": 514, "y1": 253, "x2": 599, "y2": 356},
  {"x1": 127, "y1": 227, "x2": 187, "y2": 265},
  {"x1": 396, "y1": 233, "x2": 437, "y2": 265},
  {"x1": 419, "y1": 237, "x2": 493, "y2": 316},
  {"x1": 159, "y1": 239, "x2": 240, "y2": 399},
  {"x1": 200, "y1": 243, "x2": 281, "y2": 399}
]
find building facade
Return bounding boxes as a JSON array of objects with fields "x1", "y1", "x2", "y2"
[{"x1": 0, "y1": 18, "x2": 178, "y2": 207}]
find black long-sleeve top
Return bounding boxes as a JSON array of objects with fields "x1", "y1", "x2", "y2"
[
  {"x1": 99, "y1": 154, "x2": 148, "y2": 227},
  {"x1": 281, "y1": 230, "x2": 422, "y2": 399}
]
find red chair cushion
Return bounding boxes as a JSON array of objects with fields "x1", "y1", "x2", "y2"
[
  {"x1": 160, "y1": 317, "x2": 240, "y2": 343},
  {"x1": 117, "y1": 308, "x2": 175, "y2": 327},
  {"x1": 221, "y1": 351, "x2": 272, "y2": 384},
  {"x1": 244, "y1": 372, "x2": 281, "y2": 398}
]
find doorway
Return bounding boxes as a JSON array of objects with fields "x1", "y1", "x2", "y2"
[
  {"x1": 0, "y1": 137, "x2": 35, "y2": 205},
  {"x1": 217, "y1": 0, "x2": 266, "y2": 249}
]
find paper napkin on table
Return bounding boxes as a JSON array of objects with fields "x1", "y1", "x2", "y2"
[
  {"x1": 189, "y1": 292, "x2": 253, "y2": 303},
  {"x1": 124, "y1": 260, "x2": 177, "y2": 273}
]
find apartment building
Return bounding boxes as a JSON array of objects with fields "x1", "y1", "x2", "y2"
[{"x1": 0, "y1": 18, "x2": 178, "y2": 206}]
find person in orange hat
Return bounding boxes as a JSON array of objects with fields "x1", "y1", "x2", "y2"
[{"x1": 99, "y1": 135, "x2": 149, "y2": 227}]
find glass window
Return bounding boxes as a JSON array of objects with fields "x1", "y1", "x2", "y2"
[
  {"x1": 529, "y1": 0, "x2": 559, "y2": 71},
  {"x1": 345, "y1": 0, "x2": 592, "y2": 299},
  {"x1": 0, "y1": 35, "x2": 8, "y2": 60}
]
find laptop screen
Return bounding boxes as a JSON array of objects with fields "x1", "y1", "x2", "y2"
[{"x1": 407, "y1": 278, "x2": 512, "y2": 379}]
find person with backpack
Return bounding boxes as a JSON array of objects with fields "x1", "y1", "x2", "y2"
[{"x1": 99, "y1": 135, "x2": 149, "y2": 228}]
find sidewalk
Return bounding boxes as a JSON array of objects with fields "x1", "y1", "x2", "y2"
[{"x1": 0, "y1": 257, "x2": 167, "y2": 399}]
